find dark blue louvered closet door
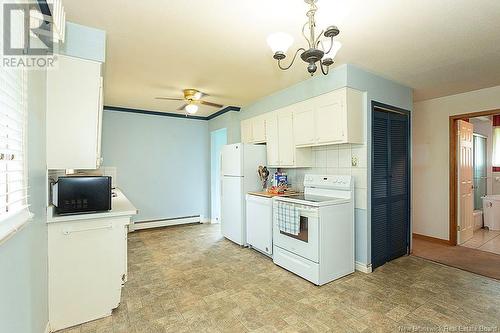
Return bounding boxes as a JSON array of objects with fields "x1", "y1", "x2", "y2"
[{"x1": 371, "y1": 106, "x2": 410, "y2": 270}]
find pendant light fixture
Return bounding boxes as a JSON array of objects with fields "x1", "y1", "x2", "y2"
[{"x1": 267, "y1": 0, "x2": 342, "y2": 76}]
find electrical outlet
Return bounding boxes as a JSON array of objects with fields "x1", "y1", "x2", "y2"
[{"x1": 352, "y1": 156, "x2": 358, "y2": 167}]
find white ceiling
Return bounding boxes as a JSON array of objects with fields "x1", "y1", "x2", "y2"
[{"x1": 63, "y1": 0, "x2": 500, "y2": 116}]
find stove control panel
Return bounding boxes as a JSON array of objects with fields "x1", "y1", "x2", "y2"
[{"x1": 303, "y1": 174, "x2": 352, "y2": 189}]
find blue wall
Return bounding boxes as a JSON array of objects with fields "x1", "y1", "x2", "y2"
[
  {"x1": 0, "y1": 70, "x2": 49, "y2": 332},
  {"x1": 101, "y1": 110, "x2": 211, "y2": 222}
]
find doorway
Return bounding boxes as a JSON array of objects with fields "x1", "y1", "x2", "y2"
[
  {"x1": 210, "y1": 128, "x2": 227, "y2": 223},
  {"x1": 371, "y1": 102, "x2": 411, "y2": 270},
  {"x1": 411, "y1": 110, "x2": 500, "y2": 281}
]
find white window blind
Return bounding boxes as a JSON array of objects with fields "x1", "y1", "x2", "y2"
[{"x1": 0, "y1": 1, "x2": 28, "y2": 222}]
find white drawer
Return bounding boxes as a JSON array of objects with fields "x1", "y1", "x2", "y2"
[{"x1": 273, "y1": 245, "x2": 319, "y2": 285}]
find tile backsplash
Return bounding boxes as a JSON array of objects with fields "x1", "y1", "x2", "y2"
[{"x1": 275, "y1": 143, "x2": 367, "y2": 209}]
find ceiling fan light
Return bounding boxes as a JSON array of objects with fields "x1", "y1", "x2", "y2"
[
  {"x1": 267, "y1": 32, "x2": 294, "y2": 54},
  {"x1": 185, "y1": 104, "x2": 198, "y2": 114}
]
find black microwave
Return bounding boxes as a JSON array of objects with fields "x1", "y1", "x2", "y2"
[{"x1": 52, "y1": 176, "x2": 112, "y2": 214}]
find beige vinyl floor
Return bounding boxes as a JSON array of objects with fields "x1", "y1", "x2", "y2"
[{"x1": 59, "y1": 223, "x2": 500, "y2": 333}]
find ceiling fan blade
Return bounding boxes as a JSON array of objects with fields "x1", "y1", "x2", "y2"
[
  {"x1": 200, "y1": 100, "x2": 224, "y2": 109},
  {"x1": 177, "y1": 104, "x2": 188, "y2": 111},
  {"x1": 155, "y1": 97, "x2": 185, "y2": 101}
]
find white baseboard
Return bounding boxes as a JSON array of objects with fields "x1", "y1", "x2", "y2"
[
  {"x1": 355, "y1": 261, "x2": 372, "y2": 273},
  {"x1": 133, "y1": 216, "x2": 201, "y2": 230},
  {"x1": 44, "y1": 322, "x2": 51, "y2": 333},
  {"x1": 200, "y1": 217, "x2": 211, "y2": 224}
]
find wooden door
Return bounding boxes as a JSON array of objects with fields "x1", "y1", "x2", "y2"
[
  {"x1": 457, "y1": 120, "x2": 474, "y2": 244},
  {"x1": 265, "y1": 113, "x2": 280, "y2": 166}
]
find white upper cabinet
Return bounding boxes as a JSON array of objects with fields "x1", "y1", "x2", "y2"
[
  {"x1": 241, "y1": 116, "x2": 267, "y2": 144},
  {"x1": 241, "y1": 119, "x2": 253, "y2": 144},
  {"x1": 264, "y1": 113, "x2": 280, "y2": 166},
  {"x1": 293, "y1": 101, "x2": 315, "y2": 146},
  {"x1": 264, "y1": 107, "x2": 312, "y2": 168},
  {"x1": 294, "y1": 87, "x2": 364, "y2": 147},
  {"x1": 277, "y1": 107, "x2": 295, "y2": 166},
  {"x1": 47, "y1": 55, "x2": 103, "y2": 169},
  {"x1": 252, "y1": 115, "x2": 266, "y2": 143}
]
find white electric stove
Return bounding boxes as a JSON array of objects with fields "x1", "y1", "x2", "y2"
[{"x1": 273, "y1": 174, "x2": 355, "y2": 285}]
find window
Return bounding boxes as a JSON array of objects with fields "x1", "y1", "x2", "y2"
[{"x1": 0, "y1": 66, "x2": 28, "y2": 220}]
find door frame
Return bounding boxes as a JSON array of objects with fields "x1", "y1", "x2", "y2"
[
  {"x1": 370, "y1": 101, "x2": 412, "y2": 267},
  {"x1": 449, "y1": 109, "x2": 500, "y2": 245}
]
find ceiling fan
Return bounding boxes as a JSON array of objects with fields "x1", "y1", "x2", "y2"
[{"x1": 155, "y1": 89, "x2": 224, "y2": 115}]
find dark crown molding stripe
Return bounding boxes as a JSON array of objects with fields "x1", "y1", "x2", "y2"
[{"x1": 104, "y1": 105, "x2": 240, "y2": 121}]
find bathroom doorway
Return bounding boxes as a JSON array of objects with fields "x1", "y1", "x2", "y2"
[
  {"x1": 450, "y1": 112, "x2": 500, "y2": 253},
  {"x1": 412, "y1": 110, "x2": 500, "y2": 280}
]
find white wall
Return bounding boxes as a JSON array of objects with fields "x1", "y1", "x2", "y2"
[{"x1": 413, "y1": 85, "x2": 500, "y2": 240}]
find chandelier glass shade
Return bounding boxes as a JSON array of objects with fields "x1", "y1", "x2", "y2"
[{"x1": 267, "y1": 0, "x2": 341, "y2": 76}]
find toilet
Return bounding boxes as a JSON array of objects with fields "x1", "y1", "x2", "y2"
[
  {"x1": 473, "y1": 210, "x2": 483, "y2": 231},
  {"x1": 482, "y1": 195, "x2": 500, "y2": 231}
]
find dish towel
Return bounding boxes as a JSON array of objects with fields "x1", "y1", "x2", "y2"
[{"x1": 277, "y1": 202, "x2": 300, "y2": 235}]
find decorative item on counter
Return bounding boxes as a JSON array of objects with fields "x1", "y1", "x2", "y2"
[
  {"x1": 258, "y1": 166, "x2": 270, "y2": 190},
  {"x1": 273, "y1": 169, "x2": 288, "y2": 187},
  {"x1": 268, "y1": 185, "x2": 288, "y2": 194}
]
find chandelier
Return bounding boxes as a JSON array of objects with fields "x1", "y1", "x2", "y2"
[{"x1": 267, "y1": 0, "x2": 342, "y2": 76}]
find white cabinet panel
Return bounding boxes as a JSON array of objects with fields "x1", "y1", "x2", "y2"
[
  {"x1": 277, "y1": 110, "x2": 295, "y2": 166},
  {"x1": 252, "y1": 115, "x2": 266, "y2": 143},
  {"x1": 293, "y1": 103, "x2": 315, "y2": 146},
  {"x1": 48, "y1": 217, "x2": 130, "y2": 331},
  {"x1": 265, "y1": 113, "x2": 280, "y2": 166},
  {"x1": 240, "y1": 119, "x2": 252, "y2": 144},
  {"x1": 315, "y1": 93, "x2": 345, "y2": 144},
  {"x1": 292, "y1": 87, "x2": 364, "y2": 147},
  {"x1": 47, "y1": 55, "x2": 103, "y2": 169}
]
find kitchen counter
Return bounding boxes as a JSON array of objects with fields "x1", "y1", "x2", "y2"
[
  {"x1": 247, "y1": 191, "x2": 302, "y2": 198},
  {"x1": 47, "y1": 188, "x2": 137, "y2": 223}
]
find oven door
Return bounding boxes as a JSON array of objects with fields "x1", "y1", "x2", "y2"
[{"x1": 273, "y1": 202, "x2": 319, "y2": 263}]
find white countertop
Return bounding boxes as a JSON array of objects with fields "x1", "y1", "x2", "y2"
[{"x1": 47, "y1": 188, "x2": 138, "y2": 224}]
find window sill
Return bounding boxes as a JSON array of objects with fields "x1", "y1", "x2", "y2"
[{"x1": 0, "y1": 208, "x2": 33, "y2": 246}]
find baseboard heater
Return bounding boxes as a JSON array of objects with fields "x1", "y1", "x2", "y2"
[{"x1": 133, "y1": 215, "x2": 201, "y2": 230}]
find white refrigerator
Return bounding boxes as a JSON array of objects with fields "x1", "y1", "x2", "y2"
[{"x1": 221, "y1": 143, "x2": 267, "y2": 245}]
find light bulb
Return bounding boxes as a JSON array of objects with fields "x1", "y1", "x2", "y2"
[
  {"x1": 323, "y1": 40, "x2": 342, "y2": 59},
  {"x1": 267, "y1": 32, "x2": 294, "y2": 54},
  {"x1": 185, "y1": 104, "x2": 198, "y2": 114}
]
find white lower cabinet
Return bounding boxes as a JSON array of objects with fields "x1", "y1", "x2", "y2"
[
  {"x1": 48, "y1": 216, "x2": 130, "y2": 331},
  {"x1": 246, "y1": 194, "x2": 273, "y2": 256}
]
